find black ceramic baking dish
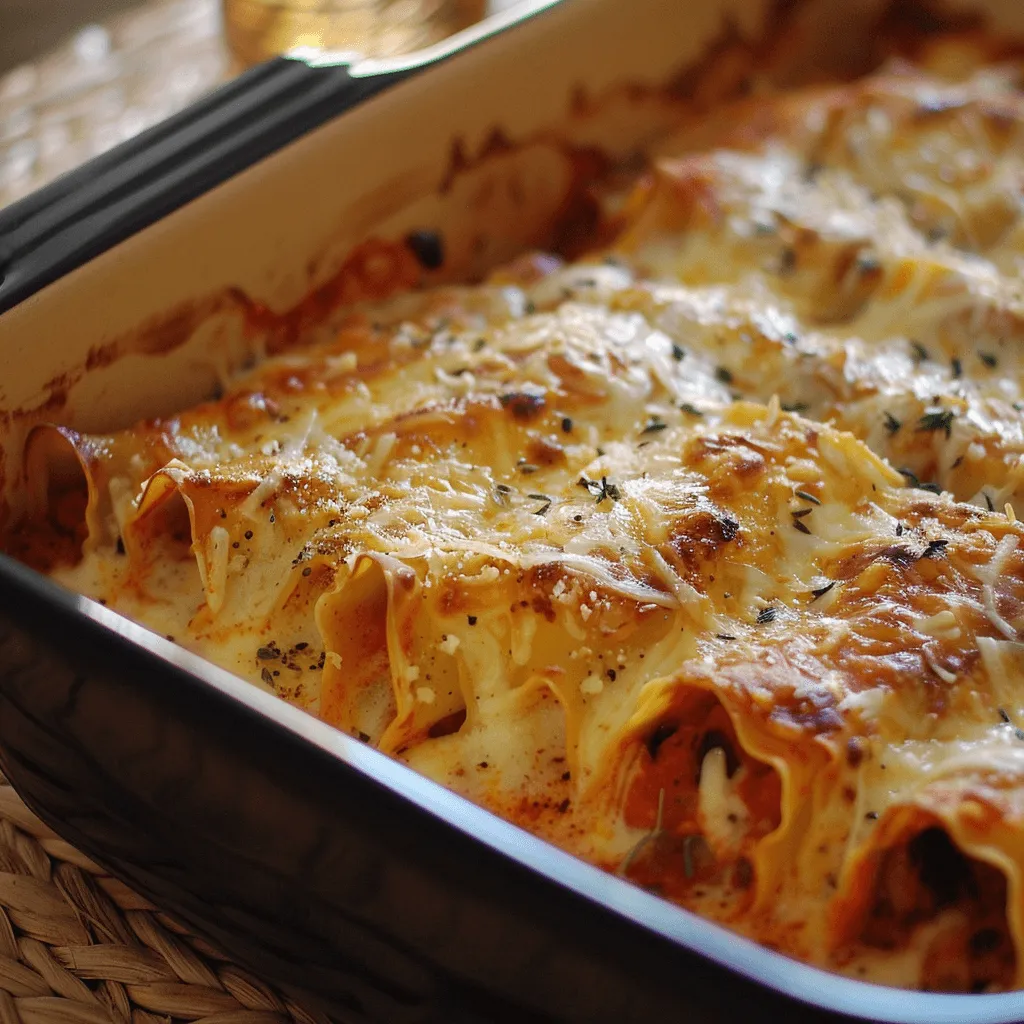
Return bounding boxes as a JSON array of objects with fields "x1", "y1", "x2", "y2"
[{"x1": 3, "y1": 0, "x2": 1024, "y2": 1020}]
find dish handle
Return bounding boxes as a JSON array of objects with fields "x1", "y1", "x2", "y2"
[{"x1": 0, "y1": 56, "x2": 407, "y2": 316}]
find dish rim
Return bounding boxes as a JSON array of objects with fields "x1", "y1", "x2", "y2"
[{"x1": 4, "y1": 0, "x2": 1024, "y2": 1016}]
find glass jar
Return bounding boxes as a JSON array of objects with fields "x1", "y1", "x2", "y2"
[{"x1": 222, "y1": 0, "x2": 488, "y2": 66}]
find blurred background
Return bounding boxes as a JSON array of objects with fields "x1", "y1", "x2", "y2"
[
  {"x1": 0, "y1": 0, "x2": 515, "y2": 207},
  {"x1": 4, "y1": 0, "x2": 142, "y2": 72}
]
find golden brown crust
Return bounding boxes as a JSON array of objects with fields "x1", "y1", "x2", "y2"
[{"x1": 10, "y1": 36, "x2": 1024, "y2": 994}]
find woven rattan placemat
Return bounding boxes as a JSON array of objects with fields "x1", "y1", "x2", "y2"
[{"x1": 0, "y1": 772, "x2": 331, "y2": 1024}]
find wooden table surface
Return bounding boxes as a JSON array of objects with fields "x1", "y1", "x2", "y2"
[
  {"x1": 1, "y1": 0, "x2": 146, "y2": 74},
  {"x1": 0, "y1": 0, "x2": 229, "y2": 207}
]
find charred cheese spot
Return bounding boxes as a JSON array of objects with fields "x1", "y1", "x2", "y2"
[{"x1": 499, "y1": 391, "x2": 547, "y2": 420}]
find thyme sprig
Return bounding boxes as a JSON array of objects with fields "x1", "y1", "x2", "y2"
[
  {"x1": 580, "y1": 475, "x2": 622, "y2": 504},
  {"x1": 617, "y1": 788, "x2": 666, "y2": 877}
]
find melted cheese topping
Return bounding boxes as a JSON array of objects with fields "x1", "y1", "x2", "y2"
[{"x1": 15, "y1": 56, "x2": 1024, "y2": 992}]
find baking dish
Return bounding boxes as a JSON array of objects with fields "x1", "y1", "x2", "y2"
[{"x1": 4, "y1": 0, "x2": 1024, "y2": 1020}]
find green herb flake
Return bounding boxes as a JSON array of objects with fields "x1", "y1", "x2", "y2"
[
  {"x1": 756, "y1": 607, "x2": 778, "y2": 624},
  {"x1": 642, "y1": 417, "x2": 668, "y2": 435},
  {"x1": 595, "y1": 476, "x2": 622, "y2": 504},
  {"x1": 910, "y1": 341, "x2": 930, "y2": 363},
  {"x1": 980, "y1": 352, "x2": 998, "y2": 369},
  {"x1": 529, "y1": 493, "x2": 553, "y2": 516},
  {"x1": 795, "y1": 490, "x2": 822, "y2": 506},
  {"x1": 916, "y1": 409, "x2": 955, "y2": 438},
  {"x1": 579, "y1": 475, "x2": 620, "y2": 502},
  {"x1": 679, "y1": 402, "x2": 704, "y2": 417},
  {"x1": 883, "y1": 411, "x2": 902, "y2": 435}
]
